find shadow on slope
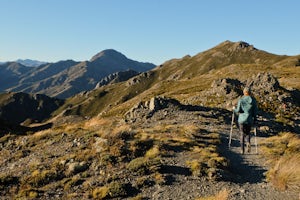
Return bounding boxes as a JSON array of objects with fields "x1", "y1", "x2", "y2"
[{"x1": 219, "y1": 133, "x2": 267, "y2": 184}]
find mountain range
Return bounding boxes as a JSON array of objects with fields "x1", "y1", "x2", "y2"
[
  {"x1": 51, "y1": 41, "x2": 300, "y2": 119},
  {"x1": 0, "y1": 40, "x2": 299, "y2": 126},
  {"x1": 0, "y1": 49, "x2": 155, "y2": 98},
  {"x1": 15, "y1": 59, "x2": 47, "y2": 67},
  {"x1": 0, "y1": 41, "x2": 300, "y2": 199},
  {"x1": 0, "y1": 59, "x2": 47, "y2": 67}
]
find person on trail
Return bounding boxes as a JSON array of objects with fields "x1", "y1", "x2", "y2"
[{"x1": 233, "y1": 87, "x2": 258, "y2": 154}]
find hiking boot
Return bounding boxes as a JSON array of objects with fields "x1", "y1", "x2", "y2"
[{"x1": 246, "y1": 143, "x2": 251, "y2": 153}]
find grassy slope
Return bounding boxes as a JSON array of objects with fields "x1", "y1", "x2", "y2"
[{"x1": 52, "y1": 41, "x2": 300, "y2": 120}]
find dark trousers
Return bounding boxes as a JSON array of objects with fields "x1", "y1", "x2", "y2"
[{"x1": 239, "y1": 124, "x2": 251, "y2": 152}]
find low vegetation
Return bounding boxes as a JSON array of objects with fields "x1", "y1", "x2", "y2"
[
  {"x1": 195, "y1": 188, "x2": 230, "y2": 200},
  {"x1": 0, "y1": 116, "x2": 227, "y2": 199},
  {"x1": 1, "y1": 41, "x2": 299, "y2": 199},
  {"x1": 260, "y1": 132, "x2": 300, "y2": 191}
]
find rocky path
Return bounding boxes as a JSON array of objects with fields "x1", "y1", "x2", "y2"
[
  {"x1": 218, "y1": 129, "x2": 299, "y2": 200},
  {"x1": 138, "y1": 120, "x2": 299, "y2": 200}
]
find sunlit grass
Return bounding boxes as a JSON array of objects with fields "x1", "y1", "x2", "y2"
[
  {"x1": 195, "y1": 188, "x2": 230, "y2": 200},
  {"x1": 260, "y1": 132, "x2": 300, "y2": 191}
]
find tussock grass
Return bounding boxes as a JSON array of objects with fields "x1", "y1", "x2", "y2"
[
  {"x1": 186, "y1": 132, "x2": 227, "y2": 180},
  {"x1": 23, "y1": 169, "x2": 59, "y2": 187},
  {"x1": 145, "y1": 145, "x2": 160, "y2": 159},
  {"x1": 260, "y1": 132, "x2": 300, "y2": 164},
  {"x1": 267, "y1": 154, "x2": 300, "y2": 191},
  {"x1": 92, "y1": 185, "x2": 109, "y2": 199},
  {"x1": 83, "y1": 117, "x2": 115, "y2": 130},
  {"x1": 195, "y1": 188, "x2": 230, "y2": 200},
  {"x1": 260, "y1": 132, "x2": 300, "y2": 191},
  {"x1": 92, "y1": 181, "x2": 131, "y2": 199},
  {"x1": 127, "y1": 157, "x2": 161, "y2": 175}
]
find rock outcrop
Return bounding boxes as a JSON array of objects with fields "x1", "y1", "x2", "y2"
[
  {"x1": 125, "y1": 96, "x2": 183, "y2": 122},
  {"x1": 95, "y1": 70, "x2": 139, "y2": 88}
]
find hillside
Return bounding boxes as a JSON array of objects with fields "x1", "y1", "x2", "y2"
[
  {"x1": 0, "y1": 92, "x2": 64, "y2": 125},
  {"x1": 1, "y1": 50, "x2": 155, "y2": 99},
  {"x1": 0, "y1": 41, "x2": 299, "y2": 199},
  {"x1": 54, "y1": 41, "x2": 300, "y2": 120},
  {"x1": 0, "y1": 62, "x2": 32, "y2": 90}
]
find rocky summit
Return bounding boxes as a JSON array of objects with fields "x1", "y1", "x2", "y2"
[{"x1": 0, "y1": 41, "x2": 299, "y2": 199}]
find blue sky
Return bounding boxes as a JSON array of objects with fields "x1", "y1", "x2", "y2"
[{"x1": 0, "y1": 0, "x2": 299, "y2": 65}]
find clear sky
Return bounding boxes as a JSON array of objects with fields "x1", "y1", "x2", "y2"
[{"x1": 0, "y1": 0, "x2": 299, "y2": 65}]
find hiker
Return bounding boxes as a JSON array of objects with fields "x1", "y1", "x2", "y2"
[{"x1": 233, "y1": 87, "x2": 258, "y2": 154}]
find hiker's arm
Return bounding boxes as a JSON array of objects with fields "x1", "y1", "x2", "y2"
[{"x1": 233, "y1": 100, "x2": 241, "y2": 114}]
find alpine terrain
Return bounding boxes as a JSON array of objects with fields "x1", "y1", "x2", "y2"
[{"x1": 0, "y1": 41, "x2": 299, "y2": 200}]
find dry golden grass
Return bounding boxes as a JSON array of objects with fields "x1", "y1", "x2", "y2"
[
  {"x1": 83, "y1": 117, "x2": 114, "y2": 130},
  {"x1": 267, "y1": 154, "x2": 300, "y2": 191},
  {"x1": 195, "y1": 188, "x2": 230, "y2": 200},
  {"x1": 260, "y1": 132, "x2": 300, "y2": 164},
  {"x1": 92, "y1": 186, "x2": 109, "y2": 199},
  {"x1": 153, "y1": 172, "x2": 166, "y2": 185},
  {"x1": 145, "y1": 145, "x2": 160, "y2": 159},
  {"x1": 135, "y1": 124, "x2": 198, "y2": 146},
  {"x1": 260, "y1": 132, "x2": 300, "y2": 191},
  {"x1": 32, "y1": 129, "x2": 54, "y2": 140}
]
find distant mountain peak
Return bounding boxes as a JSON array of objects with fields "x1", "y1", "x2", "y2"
[
  {"x1": 90, "y1": 49, "x2": 127, "y2": 62},
  {"x1": 15, "y1": 59, "x2": 47, "y2": 67}
]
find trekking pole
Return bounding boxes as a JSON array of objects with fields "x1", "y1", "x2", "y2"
[
  {"x1": 228, "y1": 110, "x2": 235, "y2": 148},
  {"x1": 254, "y1": 126, "x2": 258, "y2": 154}
]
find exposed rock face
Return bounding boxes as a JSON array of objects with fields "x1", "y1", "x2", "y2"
[
  {"x1": 95, "y1": 70, "x2": 139, "y2": 88},
  {"x1": 126, "y1": 71, "x2": 154, "y2": 86},
  {"x1": 246, "y1": 73, "x2": 280, "y2": 94},
  {"x1": 210, "y1": 78, "x2": 243, "y2": 98},
  {"x1": 242, "y1": 73, "x2": 298, "y2": 111}
]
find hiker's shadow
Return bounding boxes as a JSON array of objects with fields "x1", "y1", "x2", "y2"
[{"x1": 219, "y1": 133, "x2": 267, "y2": 184}]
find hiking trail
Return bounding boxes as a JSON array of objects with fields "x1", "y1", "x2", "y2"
[{"x1": 135, "y1": 109, "x2": 299, "y2": 200}]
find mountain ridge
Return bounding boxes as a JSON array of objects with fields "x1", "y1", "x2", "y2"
[
  {"x1": 1, "y1": 50, "x2": 156, "y2": 98},
  {"x1": 1, "y1": 41, "x2": 300, "y2": 124},
  {"x1": 15, "y1": 59, "x2": 47, "y2": 67},
  {"x1": 51, "y1": 41, "x2": 300, "y2": 120}
]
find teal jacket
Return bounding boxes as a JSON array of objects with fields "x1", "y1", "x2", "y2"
[{"x1": 234, "y1": 95, "x2": 258, "y2": 125}]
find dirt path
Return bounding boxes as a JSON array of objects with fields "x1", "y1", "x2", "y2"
[
  {"x1": 216, "y1": 128, "x2": 299, "y2": 200},
  {"x1": 138, "y1": 121, "x2": 299, "y2": 200}
]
